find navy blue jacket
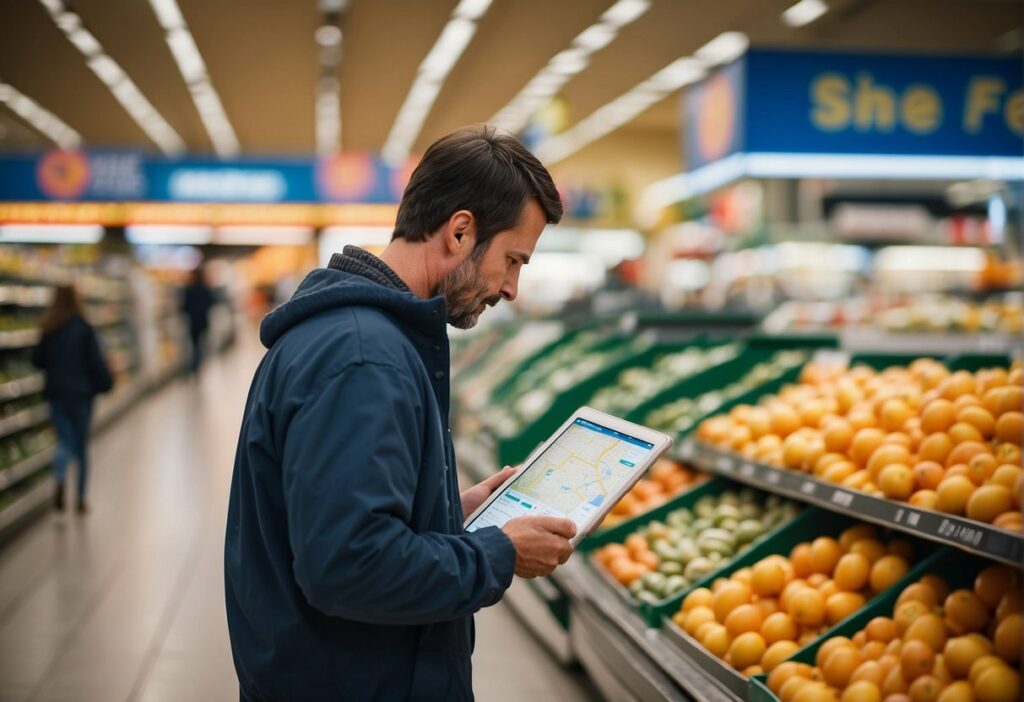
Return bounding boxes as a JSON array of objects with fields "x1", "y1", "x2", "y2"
[
  {"x1": 224, "y1": 267, "x2": 516, "y2": 701},
  {"x1": 31, "y1": 315, "x2": 113, "y2": 399}
]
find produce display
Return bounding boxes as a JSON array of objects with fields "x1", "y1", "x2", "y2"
[
  {"x1": 600, "y1": 458, "x2": 706, "y2": 528},
  {"x1": 646, "y1": 350, "x2": 807, "y2": 433},
  {"x1": 589, "y1": 343, "x2": 741, "y2": 417},
  {"x1": 670, "y1": 523, "x2": 921, "y2": 677},
  {"x1": 764, "y1": 563, "x2": 1022, "y2": 702},
  {"x1": 0, "y1": 426, "x2": 54, "y2": 471},
  {"x1": 697, "y1": 359, "x2": 1024, "y2": 531},
  {"x1": 593, "y1": 488, "x2": 800, "y2": 605},
  {"x1": 0, "y1": 359, "x2": 38, "y2": 384}
]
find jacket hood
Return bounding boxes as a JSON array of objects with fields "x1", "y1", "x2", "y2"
[{"x1": 259, "y1": 267, "x2": 447, "y2": 348}]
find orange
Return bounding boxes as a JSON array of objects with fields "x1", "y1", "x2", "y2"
[
  {"x1": 900, "y1": 640, "x2": 937, "y2": 682},
  {"x1": 965, "y1": 454, "x2": 997, "y2": 486},
  {"x1": 789, "y1": 588, "x2": 827, "y2": 627},
  {"x1": 819, "y1": 579, "x2": 840, "y2": 600},
  {"x1": 742, "y1": 664, "x2": 765, "y2": 678},
  {"x1": 946, "y1": 442, "x2": 990, "y2": 469},
  {"x1": 883, "y1": 664, "x2": 910, "y2": 697},
  {"x1": 625, "y1": 533, "x2": 648, "y2": 554},
  {"x1": 729, "y1": 631, "x2": 767, "y2": 671},
  {"x1": 826, "y1": 419, "x2": 856, "y2": 453},
  {"x1": 933, "y1": 653, "x2": 954, "y2": 684},
  {"x1": 810, "y1": 537, "x2": 844, "y2": 575},
  {"x1": 684, "y1": 606, "x2": 717, "y2": 636},
  {"x1": 752, "y1": 559, "x2": 789, "y2": 597},
  {"x1": 880, "y1": 464, "x2": 916, "y2": 500},
  {"x1": 701, "y1": 623, "x2": 732, "y2": 658},
  {"x1": 990, "y1": 464, "x2": 1022, "y2": 492},
  {"x1": 966, "y1": 485, "x2": 1013, "y2": 524},
  {"x1": 835, "y1": 553, "x2": 872, "y2": 592},
  {"x1": 863, "y1": 641, "x2": 889, "y2": 661},
  {"x1": 944, "y1": 635, "x2": 993, "y2": 678},
  {"x1": 713, "y1": 581, "x2": 752, "y2": 622},
  {"x1": 944, "y1": 590, "x2": 991, "y2": 634},
  {"x1": 867, "y1": 616, "x2": 898, "y2": 643},
  {"x1": 896, "y1": 583, "x2": 940, "y2": 610},
  {"x1": 995, "y1": 411, "x2": 1023, "y2": 444},
  {"x1": 869, "y1": 445, "x2": 914, "y2": 481},
  {"x1": 904, "y1": 614, "x2": 948, "y2": 652},
  {"x1": 957, "y1": 406, "x2": 997, "y2": 439},
  {"x1": 843, "y1": 681, "x2": 883, "y2": 702},
  {"x1": 792, "y1": 544, "x2": 816, "y2": 579},
  {"x1": 975, "y1": 565, "x2": 1022, "y2": 610},
  {"x1": 854, "y1": 630, "x2": 869, "y2": 647},
  {"x1": 851, "y1": 539, "x2": 889, "y2": 564},
  {"x1": 782, "y1": 579, "x2": 811, "y2": 611},
  {"x1": 877, "y1": 653, "x2": 899, "y2": 676},
  {"x1": 948, "y1": 422, "x2": 984, "y2": 445},
  {"x1": 994, "y1": 386, "x2": 1023, "y2": 416},
  {"x1": 817, "y1": 636, "x2": 855, "y2": 667},
  {"x1": 780, "y1": 675, "x2": 811, "y2": 702},
  {"x1": 968, "y1": 656, "x2": 1005, "y2": 686},
  {"x1": 870, "y1": 555, "x2": 911, "y2": 594},
  {"x1": 940, "y1": 371, "x2": 976, "y2": 401},
  {"x1": 824, "y1": 461, "x2": 860, "y2": 484},
  {"x1": 695, "y1": 621, "x2": 719, "y2": 641},
  {"x1": 936, "y1": 476, "x2": 976, "y2": 515},
  {"x1": 840, "y1": 524, "x2": 882, "y2": 550},
  {"x1": 996, "y1": 589, "x2": 1022, "y2": 622},
  {"x1": 757, "y1": 597, "x2": 782, "y2": 618},
  {"x1": 921, "y1": 400, "x2": 958, "y2": 434},
  {"x1": 823, "y1": 645, "x2": 865, "y2": 688},
  {"x1": 768, "y1": 661, "x2": 813, "y2": 694},
  {"x1": 908, "y1": 675, "x2": 944, "y2": 702},
  {"x1": 994, "y1": 442, "x2": 1021, "y2": 467},
  {"x1": 853, "y1": 429, "x2": 888, "y2": 467},
  {"x1": 993, "y1": 613, "x2": 1020, "y2": 664},
  {"x1": 827, "y1": 592, "x2": 867, "y2": 625},
  {"x1": 773, "y1": 406, "x2": 803, "y2": 438},
  {"x1": 935, "y1": 681, "x2": 975, "y2": 702},
  {"x1": 725, "y1": 604, "x2": 765, "y2": 637},
  {"x1": 762, "y1": 640, "x2": 801, "y2": 672},
  {"x1": 913, "y1": 461, "x2": 945, "y2": 491},
  {"x1": 881, "y1": 399, "x2": 914, "y2": 433},
  {"x1": 762, "y1": 611, "x2": 799, "y2": 644},
  {"x1": 734, "y1": 566, "x2": 755, "y2": 587},
  {"x1": 852, "y1": 660, "x2": 887, "y2": 686},
  {"x1": 919, "y1": 433, "x2": 954, "y2": 466},
  {"x1": 909, "y1": 490, "x2": 939, "y2": 510},
  {"x1": 972, "y1": 665, "x2": 1020, "y2": 702},
  {"x1": 794, "y1": 682, "x2": 839, "y2": 702},
  {"x1": 684, "y1": 587, "x2": 714, "y2": 612},
  {"x1": 894, "y1": 602, "x2": 931, "y2": 637},
  {"x1": 807, "y1": 573, "x2": 829, "y2": 588}
]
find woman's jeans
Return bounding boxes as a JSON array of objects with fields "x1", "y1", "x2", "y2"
[{"x1": 49, "y1": 396, "x2": 94, "y2": 499}]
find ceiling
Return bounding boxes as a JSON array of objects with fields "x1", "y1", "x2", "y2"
[{"x1": 0, "y1": 0, "x2": 1020, "y2": 164}]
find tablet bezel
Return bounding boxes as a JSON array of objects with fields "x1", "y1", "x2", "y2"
[{"x1": 463, "y1": 406, "x2": 673, "y2": 546}]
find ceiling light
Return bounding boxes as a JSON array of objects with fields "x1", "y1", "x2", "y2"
[
  {"x1": 490, "y1": 0, "x2": 650, "y2": 135},
  {"x1": 68, "y1": 28, "x2": 102, "y2": 57},
  {"x1": 315, "y1": 25, "x2": 342, "y2": 47},
  {"x1": 0, "y1": 81, "x2": 82, "y2": 148},
  {"x1": 214, "y1": 225, "x2": 314, "y2": 246},
  {"x1": 649, "y1": 58, "x2": 706, "y2": 91},
  {"x1": 149, "y1": 0, "x2": 185, "y2": 30},
  {"x1": 0, "y1": 225, "x2": 103, "y2": 244},
  {"x1": 126, "y1": 225, "x2": 213, "y2": 246},
  {"x1": 694, "y1": 31, "x2": 749, "y2": 66},
  {"x1": 781, "y1": 0, "x2": 828, "y2": 28},
  {"x1": 381, "y1": 3, "x2": 492, "y2": 165},
  {"x1": 87, "y1": 55, "x2": 126, "y2": 86},
  {"x1": 167, "y1": 29, "x2": 207, "y2": 83}
]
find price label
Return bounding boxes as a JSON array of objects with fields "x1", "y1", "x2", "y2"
[
  {"x1": 740, "y1": 463, "x2": 756, "y2": 478},
  {"x1": 800, "y1": 480, "x2": 817, "y2": 496},
  {"x1": 766, "y1": 470, "x2": 781, "y2": 485},
  {"x1": 937, "y1": 519, "x2": 985, "y2": 548},
  {"x1": 715, "y1": 455, "x2": 735, "y2": 473},
  {"x1": 831, "y1": 490, "x2": 854, "y2": 507}
]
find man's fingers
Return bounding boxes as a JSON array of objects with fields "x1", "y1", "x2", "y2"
[
  {"x1": 484, "y1": 466, "x2": 516, "y2": 489},
  {"x1": 531, "y1": 516, "x2": 576, "y2": 539}
]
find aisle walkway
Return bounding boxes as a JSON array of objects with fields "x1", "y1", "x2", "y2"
[{"x1": 0, "y1": 334, "x2": 596, "y2": 702}]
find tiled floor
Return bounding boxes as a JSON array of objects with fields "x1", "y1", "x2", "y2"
[{"x1": 0, "y1": 334, "x2": 598, "y2": 702}]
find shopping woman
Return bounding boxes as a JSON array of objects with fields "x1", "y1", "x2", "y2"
[{"x1": 31, "y1": 284, "x2": 113, "y2": 513}]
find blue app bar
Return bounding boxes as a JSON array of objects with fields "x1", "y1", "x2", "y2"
[{"x1": 573, "y1": 418, "x2": 654, "y2": 449}]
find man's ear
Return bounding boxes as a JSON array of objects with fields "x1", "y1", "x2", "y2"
[{"x1": 444, "y1": 210, "x2": 477, "y2": 259}]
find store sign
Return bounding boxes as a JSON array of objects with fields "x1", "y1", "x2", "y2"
[
  {"x1": 0, "y1": 151, "x2": 416, "y2": 204},
  {"x1": 685, "y1": 49, "x2": 1023, "y2": 168}
]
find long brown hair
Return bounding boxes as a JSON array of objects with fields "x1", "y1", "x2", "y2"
[{"x1": 40, "y1": 284, "x2": 83, "y2": 336}]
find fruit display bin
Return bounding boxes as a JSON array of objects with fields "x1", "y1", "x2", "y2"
[
  {"x1": 746, "y1": 548, "x2": 990, "y2": 702},
  {"x1": 579, "y1": 477, "x2": 805, "y2": 627},
  {"x1": 655, "y1": 510, "x2": 943, "y2": 700}
]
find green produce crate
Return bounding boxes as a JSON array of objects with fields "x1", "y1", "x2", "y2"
[
  {"x1": 747, "y1": 333, "x2": 840, "y2": 351},
  {"x1": 748, "y1": 547, "x2": 988, "y2": 702},
  {"x1": 579, "y1": 477, "x2": 802, "y2": 627},
  {"x1": 587, "y1": 473, "x2": 712, "y2": 541},
  {"x1": 656, "y1": 511, "x2": 943, "y2": 700},
  {"x1": 945, "y1": 353, "x2": 1013, "y2": 372}
]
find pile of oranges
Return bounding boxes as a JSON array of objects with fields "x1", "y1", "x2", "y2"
[
  {"x1": 601, "y1": 459, "x2": 704, "y2": 528},
  {"x1": 697, "y1": 360, "x2": 1023, "y2": 531},
  {"x1": 765, "y1": 563, "x2": 1021, "y2": 702},
  {"x1": 671, "y1": 523, "x2": 916, "y2": 677}
]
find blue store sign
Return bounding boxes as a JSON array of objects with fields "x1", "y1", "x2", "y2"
[{"x1": 686, "y1": 49, "x2": 1023, "y2": 168}]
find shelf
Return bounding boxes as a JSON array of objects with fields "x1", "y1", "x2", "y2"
[
  {"x1": 0, "y1": 285, "x2": 51, "y2": 307},
  {"x1": 0, "y1": 446, "x2": 55, "y2": 492},
  {"x1": 0, "y1": 474, "x2": 53, "y2": 547},
  {"x1": 0, "y1": 404, "x2": 49, "y2": 441},
  {"x1": 0, "y1": 329, "x2": 40, "y2": 349},
  {"x1": 0, "y1": 373, "x2": 44, "y2": 402},
  {"x1": 837, "y1": 329, "x2": 1017, "y2": 356},
  {"x1": 676, "y1": 437, "x2": 1024, "y2": 569}
]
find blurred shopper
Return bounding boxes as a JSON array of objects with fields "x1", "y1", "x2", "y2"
[
  {"x1": 181, "y1": 266, "x2": 216, "y2": 376},
  {"x1": 31, "y1": 284, "x2": 113, "y2": 513},
  {"x1": 225, "y1": 126, "x2": 572, "y2": 701}
]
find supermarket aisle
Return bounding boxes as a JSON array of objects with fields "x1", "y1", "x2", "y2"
[{"x1": 0, "y1": 334, "x2": 596, "y2": 702}]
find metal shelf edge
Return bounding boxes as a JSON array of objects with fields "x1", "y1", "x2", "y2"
[{"x1": 0, "y1": 447, "x2": 55, "y2": 492}]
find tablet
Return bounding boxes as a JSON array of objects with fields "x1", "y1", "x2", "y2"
[{"x1": 464, "y1": 407, "x2": 672, "y2": 546}]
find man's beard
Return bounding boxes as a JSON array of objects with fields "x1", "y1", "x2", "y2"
[{"x1": 431, "y1": 249, "x2": 501, "y2": 329}]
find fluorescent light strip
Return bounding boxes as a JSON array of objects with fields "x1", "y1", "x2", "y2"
[
  {"x1": 490, "y1": 0, "x2": 651, "y2": 135},
  {"x1": 0, "y1": 82, "x2": 81, "y2": 148},
  {"x1": 781, "y1": 0, "x2": 828, "y2": 28},
  {"x1": 380, "y1": 0, "x2": 493, "y2": 165},
  {"x1": 0, "y1": 224, "x2": 103, "y2": 244},
  {"x1": 147, "y1": 0, "x2": 240, "y2": 157},
  {"x1": 126, "y1": 224, "x2": 212, "y2": 246},
  {"x1": 214, "y1": 225, "x2": 313, "y2": 246},
  {"x1": 315, "y1": 20, "x2": 344, "y2": 155},
  {"x1": 35, "y1": 2, "x2": 185, "y2": 156}
]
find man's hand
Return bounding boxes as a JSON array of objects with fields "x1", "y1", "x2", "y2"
[
  {"x1": 461, "y1": 465, "x2": 517, "y2": 520},
  {"x1": 501, "y1": 516, "x2": 576, "y2": 578}
]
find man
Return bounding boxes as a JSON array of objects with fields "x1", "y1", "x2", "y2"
[{"x1": 225, "y1": 126, "x2": 576, "y2": 701}]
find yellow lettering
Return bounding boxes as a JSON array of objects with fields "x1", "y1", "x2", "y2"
[
  {"x1": 1006, "y1": 89, "x2": 1023, "y2": 135},
  {"x1": 811, "y1": 74, "x2": 851, "y2": 131},
  {"x1": 965, "y1": 77, "x2": 1006, "y2": 133},
  {"x1": 854, "y1": 73, "x2": 897, "y2": 132},
  {"x1": 901, "y1": 85, "x2": 941, "y2": 134}
]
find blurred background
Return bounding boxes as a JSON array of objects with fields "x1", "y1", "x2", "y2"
[{"x1": 0, "y1": 1, "x2": 1021, "y2": 700}]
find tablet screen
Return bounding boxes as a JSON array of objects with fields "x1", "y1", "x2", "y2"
[{"x1": 465, "y1": 417, "x2": 655, "y2": 533}]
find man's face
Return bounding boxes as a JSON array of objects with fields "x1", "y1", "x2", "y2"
[{"x1": 432, "y1": 199, "x2": 546, "y2": 329}]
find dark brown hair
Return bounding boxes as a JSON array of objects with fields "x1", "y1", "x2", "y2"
[
  {"x1": 392, "y1": 125, "x2": 563, "y2": 251},
  {"x1": 40, "y1": 284, "x2": 83, "y2": 336}
]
